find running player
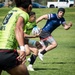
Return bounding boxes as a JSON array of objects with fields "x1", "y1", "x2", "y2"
[
  {"x1": 0, "y1": 0, "x2": 32, "y2": 75},
  {"x1": 36, "y1": 8, "x2": 72, "y2": 61}
]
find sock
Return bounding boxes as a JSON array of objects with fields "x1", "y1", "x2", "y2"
[
  {"x1": 41, "y1": 49, "x2": 47, "y2": 55},
  {"x1": 30, "y1": 54, "x2": 37, "y2": 65}
]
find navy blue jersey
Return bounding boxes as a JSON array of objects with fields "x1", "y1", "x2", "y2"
[{"x1": 42, "y1": 13, "x2": 66, "y2": 33}]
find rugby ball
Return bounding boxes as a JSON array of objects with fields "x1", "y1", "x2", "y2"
[{"x1": 31, "y1": 26, "x2": 40, "y2": 35}]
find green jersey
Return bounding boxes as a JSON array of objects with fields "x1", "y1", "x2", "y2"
[
  {"x1": 0, "y1": 7, "x2": 29, "y2": 50},
  {"x1": 24, "y1": 21, "x2": 36, "y2": 34}
]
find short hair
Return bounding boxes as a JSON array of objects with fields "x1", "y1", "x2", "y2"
[
  {"x1": 58, "y1": 8, "x2": 65, "y2": 14},
  {"x1": 29, "y1": 12, "x2": 35, "y2": 16},
  {"x1": 14, "y1": 0, "x2": 32, "y2": 9}
]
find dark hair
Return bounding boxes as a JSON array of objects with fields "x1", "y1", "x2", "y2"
[
  {"x1": 29, "y1": 12, "x2": 35, "y2": 16},
  {"x1": 58, "y1": 8, "x2": 65, "y2": 14},
  {"x1": 14, "y1": 0, "x2": 32, "y2": 9}
]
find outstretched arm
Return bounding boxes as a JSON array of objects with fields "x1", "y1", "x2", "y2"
[
  {"x1": 63, "y1": 22, "x2": 72, "y2": 30},
  {"x1": 36, "y1": 14, "x2": 48, "y2": 23},
  {"x1": 24, "y1": 33, "x2": 38, "y2": 38}
]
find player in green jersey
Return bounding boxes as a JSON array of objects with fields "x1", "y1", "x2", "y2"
[
  {"x1": 0, "y1": 0, "x2": 32, "y2": 75},
  {"x1": 23, "y1": 12, "x2": 42, "y2": 71}
]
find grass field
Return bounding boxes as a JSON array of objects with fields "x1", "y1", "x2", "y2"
[{"x1": 0, "y1": 7, "x2": 75, "y2": 75}]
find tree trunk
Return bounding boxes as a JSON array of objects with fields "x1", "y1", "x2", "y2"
[
  {"x1": 5, "y1": 0, "x2": 8, "y2": 6},
  {"x1": 74, "y1": 0, "x2": 75, "y2": 6}
]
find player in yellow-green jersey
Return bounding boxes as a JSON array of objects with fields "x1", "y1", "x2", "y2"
[
  {"x1": 0, "y1": 0, "x2": 32, "y2": 75},
  {"x1": 0, "y1": 7, "x2": 29, "y2": 49}
]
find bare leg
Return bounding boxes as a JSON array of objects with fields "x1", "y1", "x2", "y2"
[
  {"x1": 45, "y1": 41, "x2": 57, "y2": 51},
  {"x1": 29, "y1": 47, "x2": 38, "y2": 56},
  {"x1": 7, "y1": 64, "x2": 29, "y2": 75},
  {"x1": 38, "y1": 41, "x2": 57, "y2": 61},
  {"x1": 27, "y1": 47, "x2": 38, "y2": 71}
]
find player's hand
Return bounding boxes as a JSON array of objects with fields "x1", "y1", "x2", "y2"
[
  {"x1": 35, "y1": 34, "x2": 39, "y2": 37},
  {"x1": 17, "y1": 50, "x2": 26, "y2": 64},
  {"x1": 32, "y1": 34, "x2": 39, "y2": 38},
  {"x1": 69, "y1": 22, "x2": 72, "y2": 27}
]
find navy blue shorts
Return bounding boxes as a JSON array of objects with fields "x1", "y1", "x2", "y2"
[{"x1": 0, "y1": 49, "x2": 20, "y2": 70}]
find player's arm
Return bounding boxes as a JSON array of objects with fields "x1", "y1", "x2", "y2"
[
  {"x1": 36, "y1": 14, "x2": 49, "y2": 23},
  {"x1": 63, "y1": 22, "x2": 72, "y2": 30},
  {"x1": 24, "y1": 33, "x2": 38, "y2": 38},
  {"x1": 15, "y1": 16, "x2": 26, "y2": 63},
  {"x1": 15, "y1": 16, "x2": 24, "y2": 46}
]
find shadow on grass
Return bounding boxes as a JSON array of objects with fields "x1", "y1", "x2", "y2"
[
  {"x1": 68, "y1": 46, "x2": 75, "y2": 48},
  {"x1": 34, "y1": 62, "x2": 75, "y2": 71},
  {"x1": 34, "y1": 67, "x2": 59, "y2": 71},
  {"x1": 42, "y1": 62, "x2": 75, "y2": 64}
]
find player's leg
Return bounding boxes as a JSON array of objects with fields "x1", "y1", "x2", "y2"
[
  {"x1": 0, "y1": 49, "x2": 29, "y2": 75},
  {"x1": 45, "y1": 36, "x2": 57, "y2": 52},
  {"x1": 7, "y1": 64, "x2": 29, "y2": 75},
  {"x1": 27, "y1": 39, "x2": 38, "y2": 71},
  {"x1": 0, "y1": 69, "x2": 2, "y2": 75},
  {"x1": 3, "y1": 50, "x2": 30, "y2": 75},
  {"x1": 24, "y1": 38, "x2": 31, "y2": 56},
  {"x1": 38, "y1": 36, "x2": 57, "y2": 61},
  {"x1": 27, "y1": 39, "x2": 38, "y2": 56},
  {"x1": 27, "y1": 47, "x2": 38, "y2": 71},
  {"x1": 38, "y1": 40, "x2": 47, "y2": 61}
]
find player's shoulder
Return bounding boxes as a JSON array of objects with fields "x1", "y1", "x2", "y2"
[
  {"x1": 52, "y1": 13, "x2": 57, "y2": 17},
  {"x1": 61, "y1": 17, "x2": 65, "y2": 22},
  {"x1": 50, "y1": 13, "x2": 56, "y2": 15},
  {"x1": 49, "y1": 13, "x2": 57, "y2": 19}
]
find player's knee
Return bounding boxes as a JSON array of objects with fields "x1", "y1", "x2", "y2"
[
  {"x1": 33, "y1": 48, "x2": 38, "y2": 56},
  {"x1": 26, "y1": 50, "x2": 31, "y2": 56},
  {"x1": 51, "y1": 41, "x2": 58, "y2": 48},
  {"x1": 53, "y1": 43, "x2": 58, "y2": 48}
]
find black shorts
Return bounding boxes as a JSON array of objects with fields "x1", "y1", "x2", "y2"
[
  {"x1": 39, "y1": 30, "x2": 51, "y2": 39},
  {"x1": 0, "y1": 49, "x2": 20, "y2": 70}
]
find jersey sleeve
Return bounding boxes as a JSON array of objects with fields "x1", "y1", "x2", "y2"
[
  {"x1": 61, "y1": 18, "x2": 66, "y2": 26},
  {"x1": 19, "y1": 13, "x2": 29, "y2": 24},
  {"x1": 47, "y1": 13, "x2": 54, "y2": 20}
]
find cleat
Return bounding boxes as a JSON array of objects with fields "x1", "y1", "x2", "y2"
[
  {"x1": 27, "y1": 65, "x2": 34, "y2": 71},
  {"x1": 38, "y1": 51, "x2": 43, "y2": 61},
  {"x1": 27, "y1": 58, "x2": 31, "y2": 62}
]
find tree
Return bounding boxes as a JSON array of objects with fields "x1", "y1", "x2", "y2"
[{"x1": 33, "y1": 0, "x2": 47, "y2": 5}]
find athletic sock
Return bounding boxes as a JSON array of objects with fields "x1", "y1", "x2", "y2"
[
  {"x1": 41, "y1": 49, "x2": 47, "y2": 55},
  {"x1": 30, "y1": 54, "x2": 37, "y2": 65}
]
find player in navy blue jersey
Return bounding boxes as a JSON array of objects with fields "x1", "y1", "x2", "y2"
[{"x1": 36, "y1": 8, "x2": 72, "y2": 61}]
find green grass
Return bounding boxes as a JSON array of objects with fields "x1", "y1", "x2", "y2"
[{"x1": 0, "y1": 7, "x2": 75, "y2": 75}]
